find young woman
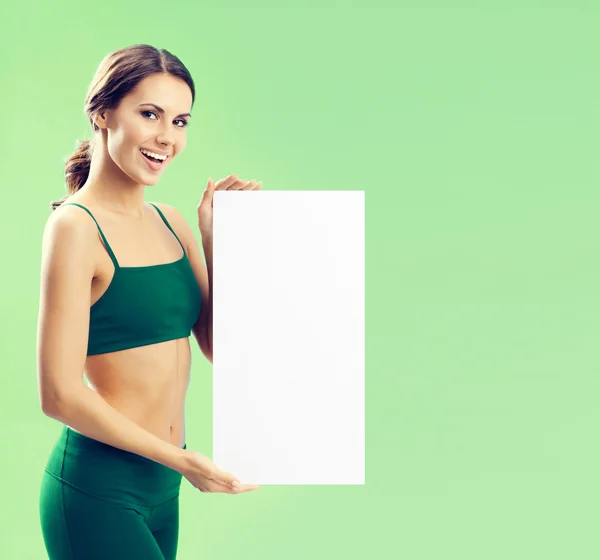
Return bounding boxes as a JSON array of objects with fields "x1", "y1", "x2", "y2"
[{"x1": 37, "y1": 44, "x2": 261, "y2": 560}]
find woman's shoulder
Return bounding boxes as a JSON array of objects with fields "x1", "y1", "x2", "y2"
[
  {"x1": 46, "y1": 199, "x2": 99, "y2": 234},
  {"x1": 147, "y1": 200, "x2": 187, "y2": 226},
  {"x1": 147, "y1": 201, "x2": 196, "y2": 247}
]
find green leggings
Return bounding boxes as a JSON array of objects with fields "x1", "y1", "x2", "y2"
[{"x1": 39, "y1": 425, "x2": 185, "y2": 559}]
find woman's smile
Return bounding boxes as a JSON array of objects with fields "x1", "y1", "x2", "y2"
[{"x1": 139, "y1": 147, "x2": 168, "y2": 172}]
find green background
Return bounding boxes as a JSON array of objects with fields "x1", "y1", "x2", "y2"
[{"x1": 2, "y1": 0, "x2": 599, "y2": 558}]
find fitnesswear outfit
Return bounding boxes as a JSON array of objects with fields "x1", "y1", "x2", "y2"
[{"x1": 39, "y1": 202, "x2": 202, "y2": 559}]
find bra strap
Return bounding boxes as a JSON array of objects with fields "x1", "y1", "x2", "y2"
[
  {"x1": 60, "y1": 202, "x2": 120, "y2": 268},
  {"x1": 149, "y1": 203, "x2": 186, "y2": 253}
]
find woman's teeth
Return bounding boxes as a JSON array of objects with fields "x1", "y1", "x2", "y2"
[
  {"x1": 144, "y1": 153, "x2": 161, "y2": 163},
  {"x1": 140, "y1": 148, "x2": 166, "y2": 163}
]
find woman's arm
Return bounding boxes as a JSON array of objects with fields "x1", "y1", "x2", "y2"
[
  {"x1": 200, "y1": 232, "x2": 213, "y2": 362},
  {"x1": 37, "y1": 207, "x2": 188, "y2": 471}
]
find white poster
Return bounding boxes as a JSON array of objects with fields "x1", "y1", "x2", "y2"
[{"x1": 213, "y1": 191, "x2": 364, "y2": 485}]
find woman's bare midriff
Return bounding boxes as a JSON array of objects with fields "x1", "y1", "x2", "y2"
[{"x1": 70, "y1": 338, "x2": 191, "y2": 449}]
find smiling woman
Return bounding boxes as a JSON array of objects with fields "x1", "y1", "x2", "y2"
[{"x1": 37, "y1": 43, "x2": 257, "y2": 560}]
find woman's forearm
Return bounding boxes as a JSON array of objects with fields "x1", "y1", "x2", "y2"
[
  {"x1": 44, "y1": 384, "x2": 188, "y2": 472},
  {"x1": 201, "y1": 232, "x2": 213, "y2": 359}
]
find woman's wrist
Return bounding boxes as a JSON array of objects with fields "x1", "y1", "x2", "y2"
[{"x1": 162, "y1": 444, "x2": 191, "y2": 473}]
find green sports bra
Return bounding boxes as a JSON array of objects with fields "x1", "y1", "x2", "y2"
[{"x1": 61, "y1": 202, "x2": 202, "y2": 356}]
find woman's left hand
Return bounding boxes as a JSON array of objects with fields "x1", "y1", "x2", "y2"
[{"x1": 198, "y1": 174, "x2": 262, "y2": 237}]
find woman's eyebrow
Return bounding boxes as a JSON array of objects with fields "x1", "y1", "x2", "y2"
[{"x1": 137, "y1": 103, "x2": 191, "y2": 118}]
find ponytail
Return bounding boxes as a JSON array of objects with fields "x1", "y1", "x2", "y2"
[{"x1": 50, "y1": 139, "x2": 93, "y2": 211}]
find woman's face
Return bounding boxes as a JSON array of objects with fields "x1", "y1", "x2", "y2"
[{"x1": 94, "y1": 73, "x2": 193, "y2": 187}]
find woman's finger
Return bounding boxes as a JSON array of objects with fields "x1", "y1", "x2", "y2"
[
  {"x1": 205, "y1": 480, "x2": 239, "y2": 494},
  {"x1": 236, "y1": 483, "x2": 261, "y2": 493},
  {"x1": 199, "y1": 177, "x2": 216, "y2": 203},
  {"x1": 198, "y1": 478, "x2": 260, "y2": 494},
  {"x1": 213, "y1": 479, "x2": 260, "y2": 493},
  {"x1": 227, "y1": 179, "x2": 257, "y2": 191},
  {"x1": 226, "y1": 180, "x2": 249, "y2": 190},
  {"x1": 216, "y1": 174, "x2": 239, "y2": 190},
  {"x1": 219, "y1": 470, "x2": 242, "y2": 488}
]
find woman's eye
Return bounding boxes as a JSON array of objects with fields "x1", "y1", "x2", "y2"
[{"x1": 141, "y1": 111, "x2": 189, "y2": 128}]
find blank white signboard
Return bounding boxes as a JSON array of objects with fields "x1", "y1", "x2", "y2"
[{"x1": 212, "y1": 190, "x2": 364, "y2": 485}]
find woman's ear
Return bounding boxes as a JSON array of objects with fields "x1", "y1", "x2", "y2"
[{"x1": 92, "y1": 110, "x2": 109, "y2": 130}]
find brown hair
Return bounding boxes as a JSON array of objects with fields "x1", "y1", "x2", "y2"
[{"x1": 50, "y1": 44, "x2": 195, "y2": 211}]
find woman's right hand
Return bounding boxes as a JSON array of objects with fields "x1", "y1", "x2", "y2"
[{"x1": 179, "y1": 449, "x2": 260, "y2": 494}]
